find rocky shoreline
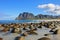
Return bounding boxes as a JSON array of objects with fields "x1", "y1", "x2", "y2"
[{"x1": 0, "y1": 21, "x2": 60, "y2": 40}]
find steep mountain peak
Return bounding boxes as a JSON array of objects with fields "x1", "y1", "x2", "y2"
[{"x1": 16, "y1": 12, "x2": 35, "y2": 20}]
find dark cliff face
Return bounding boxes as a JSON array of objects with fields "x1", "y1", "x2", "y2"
[
  {"x1": 35, "y1": 14, "x2": 53, "y2": 19},
  {"x1": 15, "y1": 12, "x2": 60, "y2": 20},
  {"x1": 16, "y1": 12, "x2": 35, "y2": 20}
]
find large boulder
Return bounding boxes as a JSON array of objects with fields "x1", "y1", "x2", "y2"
[
  {"x1": 38, "y1": 37, "x2": 50, "y2": 40},
  {"x1": 26, "y1": 30, "x2": 38, "y2": 35},
  {"x1": 57, "y1": 29, "x2": 60, "y2": 34},
  {"x1": 11, "y1": 28, "x2": 22, "y2": 34},
  {"x1": 0, "y1": 38, "x2": 3, "y2": 40},
  {"x1": 15, "y1": 36, "x2": 25, "y2": 40},
  {"x1": 21, "y1": 32, "x2": 28, "y2": 36},
  {"x1": 2, "y1": 27, "x2": 10, "y2": 32}
]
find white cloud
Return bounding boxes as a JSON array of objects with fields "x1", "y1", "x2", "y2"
[
  {"x1": 38, "y1": 3, "x2": 60, "y2": 15},
  {"x1": 38, "y1": 4, "x2": 47, "y2": 8}
]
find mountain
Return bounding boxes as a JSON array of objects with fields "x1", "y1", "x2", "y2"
[
  {"x1": 15, "y1": 12, "x2": 60, "y2": 20},
  {"x1": 36, "y1": 14, "x2": 56, "y2": 19},
  {"x1": 15, "y1": 12, "x2": 35, "y2": 20}
]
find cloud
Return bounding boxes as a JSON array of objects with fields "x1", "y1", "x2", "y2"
[{"x1": 38, "y1": 3, "x2": 60, "y2": 15}]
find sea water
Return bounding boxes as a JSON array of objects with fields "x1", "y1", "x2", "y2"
[{"x1": 0, "y1": 20, "x2": 41, "y2": 24}]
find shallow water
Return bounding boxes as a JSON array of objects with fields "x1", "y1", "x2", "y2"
[{"x1": 0, "y1": 20, "x2": 41, "y2": 24}]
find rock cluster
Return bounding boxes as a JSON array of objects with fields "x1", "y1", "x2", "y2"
[{"x1": 0, "y1": 21, "x2": 60, "y2": 40}]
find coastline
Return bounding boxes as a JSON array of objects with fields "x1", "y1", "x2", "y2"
[{"x1": 0, "y1": 21, "x2": 60, "y2": 40}]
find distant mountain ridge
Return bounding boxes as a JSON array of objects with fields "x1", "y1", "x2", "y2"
[{"x1": 15, "y1": 12, "x2": 60, "y2": 20}]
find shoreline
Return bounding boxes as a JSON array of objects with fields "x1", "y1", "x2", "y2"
[
  {"x1": 0, "y1": 19, "x2": 60, "y2": 24},
  {"x1": 0, "y1": 21, "x2": 60, "y2": 40}
]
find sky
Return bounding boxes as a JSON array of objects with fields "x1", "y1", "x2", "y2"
[{"x1": 0, "y1": 0, "x2": 60, "y2": 20}]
